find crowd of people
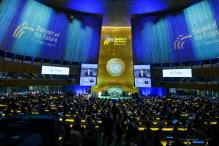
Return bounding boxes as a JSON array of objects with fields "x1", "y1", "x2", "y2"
[{"x1": 0, "y1": 93, "x2": 219, "y2": 146}]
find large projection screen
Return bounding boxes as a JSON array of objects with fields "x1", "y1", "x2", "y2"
[
  {"x1": 80, "y1": 64, "x2": 98, "y2": 86},
  {"x1": 41, "y1": 66, "x2": 69, "y2": 75},
  {"x1": 132, "y1": 0, "x2": 219, "y2": 64},
  {"x1": 163, "y1": 69, "x2": 192, "y2": 77},
  {"x1": 0, "y1": 0, "x2": 101, "y2": 63},
  {"x1": 134, "y1": 65, "x2": 152, "y2": 87}
]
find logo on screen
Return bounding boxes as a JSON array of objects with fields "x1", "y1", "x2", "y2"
[
  {"x1": 13, "y1": 23, "x2": 34, "y2": 39},
  {"x1": 13, "y1": 22, "x2": 60, "y2": 47},
  {"x1": 174, "y1": 34, "x2": 192, "y2": 50}
]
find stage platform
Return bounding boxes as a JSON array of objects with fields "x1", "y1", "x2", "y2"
[{"x1": 98, "y1": 96, "x2": 132, "y2": 100}]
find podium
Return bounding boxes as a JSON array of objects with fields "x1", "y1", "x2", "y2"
[{"x1": 107, "y1": 87, "x2": 123, "y2": 99}]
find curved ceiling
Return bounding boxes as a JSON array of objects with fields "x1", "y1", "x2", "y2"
[{"x1": 36, "y1": 0, "x2": 199, "y2": 26}]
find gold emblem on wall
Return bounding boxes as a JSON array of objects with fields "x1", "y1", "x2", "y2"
[{"x1": 106, "y1": 58, "x2": 125, "y2": 76}]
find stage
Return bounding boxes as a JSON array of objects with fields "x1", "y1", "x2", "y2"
[
  {"x1": 97, "y1": 86, "x2": 132, "y2": 100},
  {"x1": 98, "y1": 95, "x2": 132, "y2": 100}
]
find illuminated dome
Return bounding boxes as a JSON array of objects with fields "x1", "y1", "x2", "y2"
[{"x1": 36, "y1": 0, "x2": 201, "y2": 25}]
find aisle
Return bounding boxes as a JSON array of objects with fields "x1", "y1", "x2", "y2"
[{"x1": 97, "y1": 119, "x2": 126, "y2": 146}]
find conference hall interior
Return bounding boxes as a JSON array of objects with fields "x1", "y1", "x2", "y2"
[{"x1": 0, "y1": 0, "x2": 219, "y2": 146}]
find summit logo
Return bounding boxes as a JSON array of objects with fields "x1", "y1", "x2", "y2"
[
  {"x1": 174, "y1": 34, "x2": 192, "y2": 50},
  {"x1": 13, "y1": 23, "x2": 34, "y2": 39},
  {"x1": 103, "y1": 35, "x2": 127, "y2": 46},
  {"x1": 12, "y1": 22, "x2": 61, "y2": 47},
  {"x1": 103, "y1": 35, "x2": 114, "y2": 45}
]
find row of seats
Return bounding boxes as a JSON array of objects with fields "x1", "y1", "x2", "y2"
[{"x1": 0, "y1": 93, "x2": 218, "y2": 146}]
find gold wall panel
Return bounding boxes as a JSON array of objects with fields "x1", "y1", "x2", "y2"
[{"x1": 92, "y1": 26, "x2": 137, "y2": 93}]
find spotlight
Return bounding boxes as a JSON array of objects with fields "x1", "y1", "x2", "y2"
[
  {"x1": 70, "y1": 14, "x2": 74, "y2": 20},
  {"x1": 68, "y1": 14, "x2": 74, "y2": 22}
]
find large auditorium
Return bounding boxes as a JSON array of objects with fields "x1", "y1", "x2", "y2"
[{"x1": 0, "y1": 0, "x2": 219, "y2": 146}]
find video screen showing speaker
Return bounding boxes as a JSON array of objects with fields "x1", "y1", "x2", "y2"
[
  {"x1": 80, "y1": 64, "x2": 98, "y2": 86},
  {"x1": 134, "y1": 65, "x2": 151, "y2": 87}
]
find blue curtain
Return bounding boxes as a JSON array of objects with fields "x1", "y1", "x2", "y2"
[{"x1": 0, "y1": 0, "x2": 101, "y2": 63}]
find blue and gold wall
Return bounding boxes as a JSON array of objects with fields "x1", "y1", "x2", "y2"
[
  {"x1": 0, "y1": 0, "x2": 102, "y2": 63},
  {"x1": 132, "y1": 0, "x2": 219, "y2": 64},
  {"x1": 92, "y1": 26, "x2": 137, "y2": 93}
]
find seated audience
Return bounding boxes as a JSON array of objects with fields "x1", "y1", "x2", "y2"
[{"x1": 0, "y1": 92, "x2": 218, "y2": 146}]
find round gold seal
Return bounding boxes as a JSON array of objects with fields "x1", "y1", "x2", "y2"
[{"x1": 106, "y1": 58, "x2": 125, "y2": 76}]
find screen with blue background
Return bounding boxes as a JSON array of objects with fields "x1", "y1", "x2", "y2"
[
  {"x1": 139, "y1": 87, "x2": 167, "y2": 97},
  {"x1": 132, "y1": 0, "x2": 219, "y2": 64},
  {"x1": 0, "y1": 0, "x2": 102, "y2": 63}
]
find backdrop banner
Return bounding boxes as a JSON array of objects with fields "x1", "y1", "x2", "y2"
[{"x1": 92, "y1": 26, "x2": 138, "y2": 93}]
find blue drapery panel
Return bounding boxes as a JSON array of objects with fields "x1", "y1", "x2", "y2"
[
  {"x1": 132, "y1": 0, "x2": 219, "y2": 64},
  {"x1": 0, "y1": 0, "x2": 101, "y2": 63},
  {"x1": 63, "y1": 85, "x2": 91, "y2": 94},
  {"x1": 139, "y1": 87, "x2": 167, "y2": 97}
]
